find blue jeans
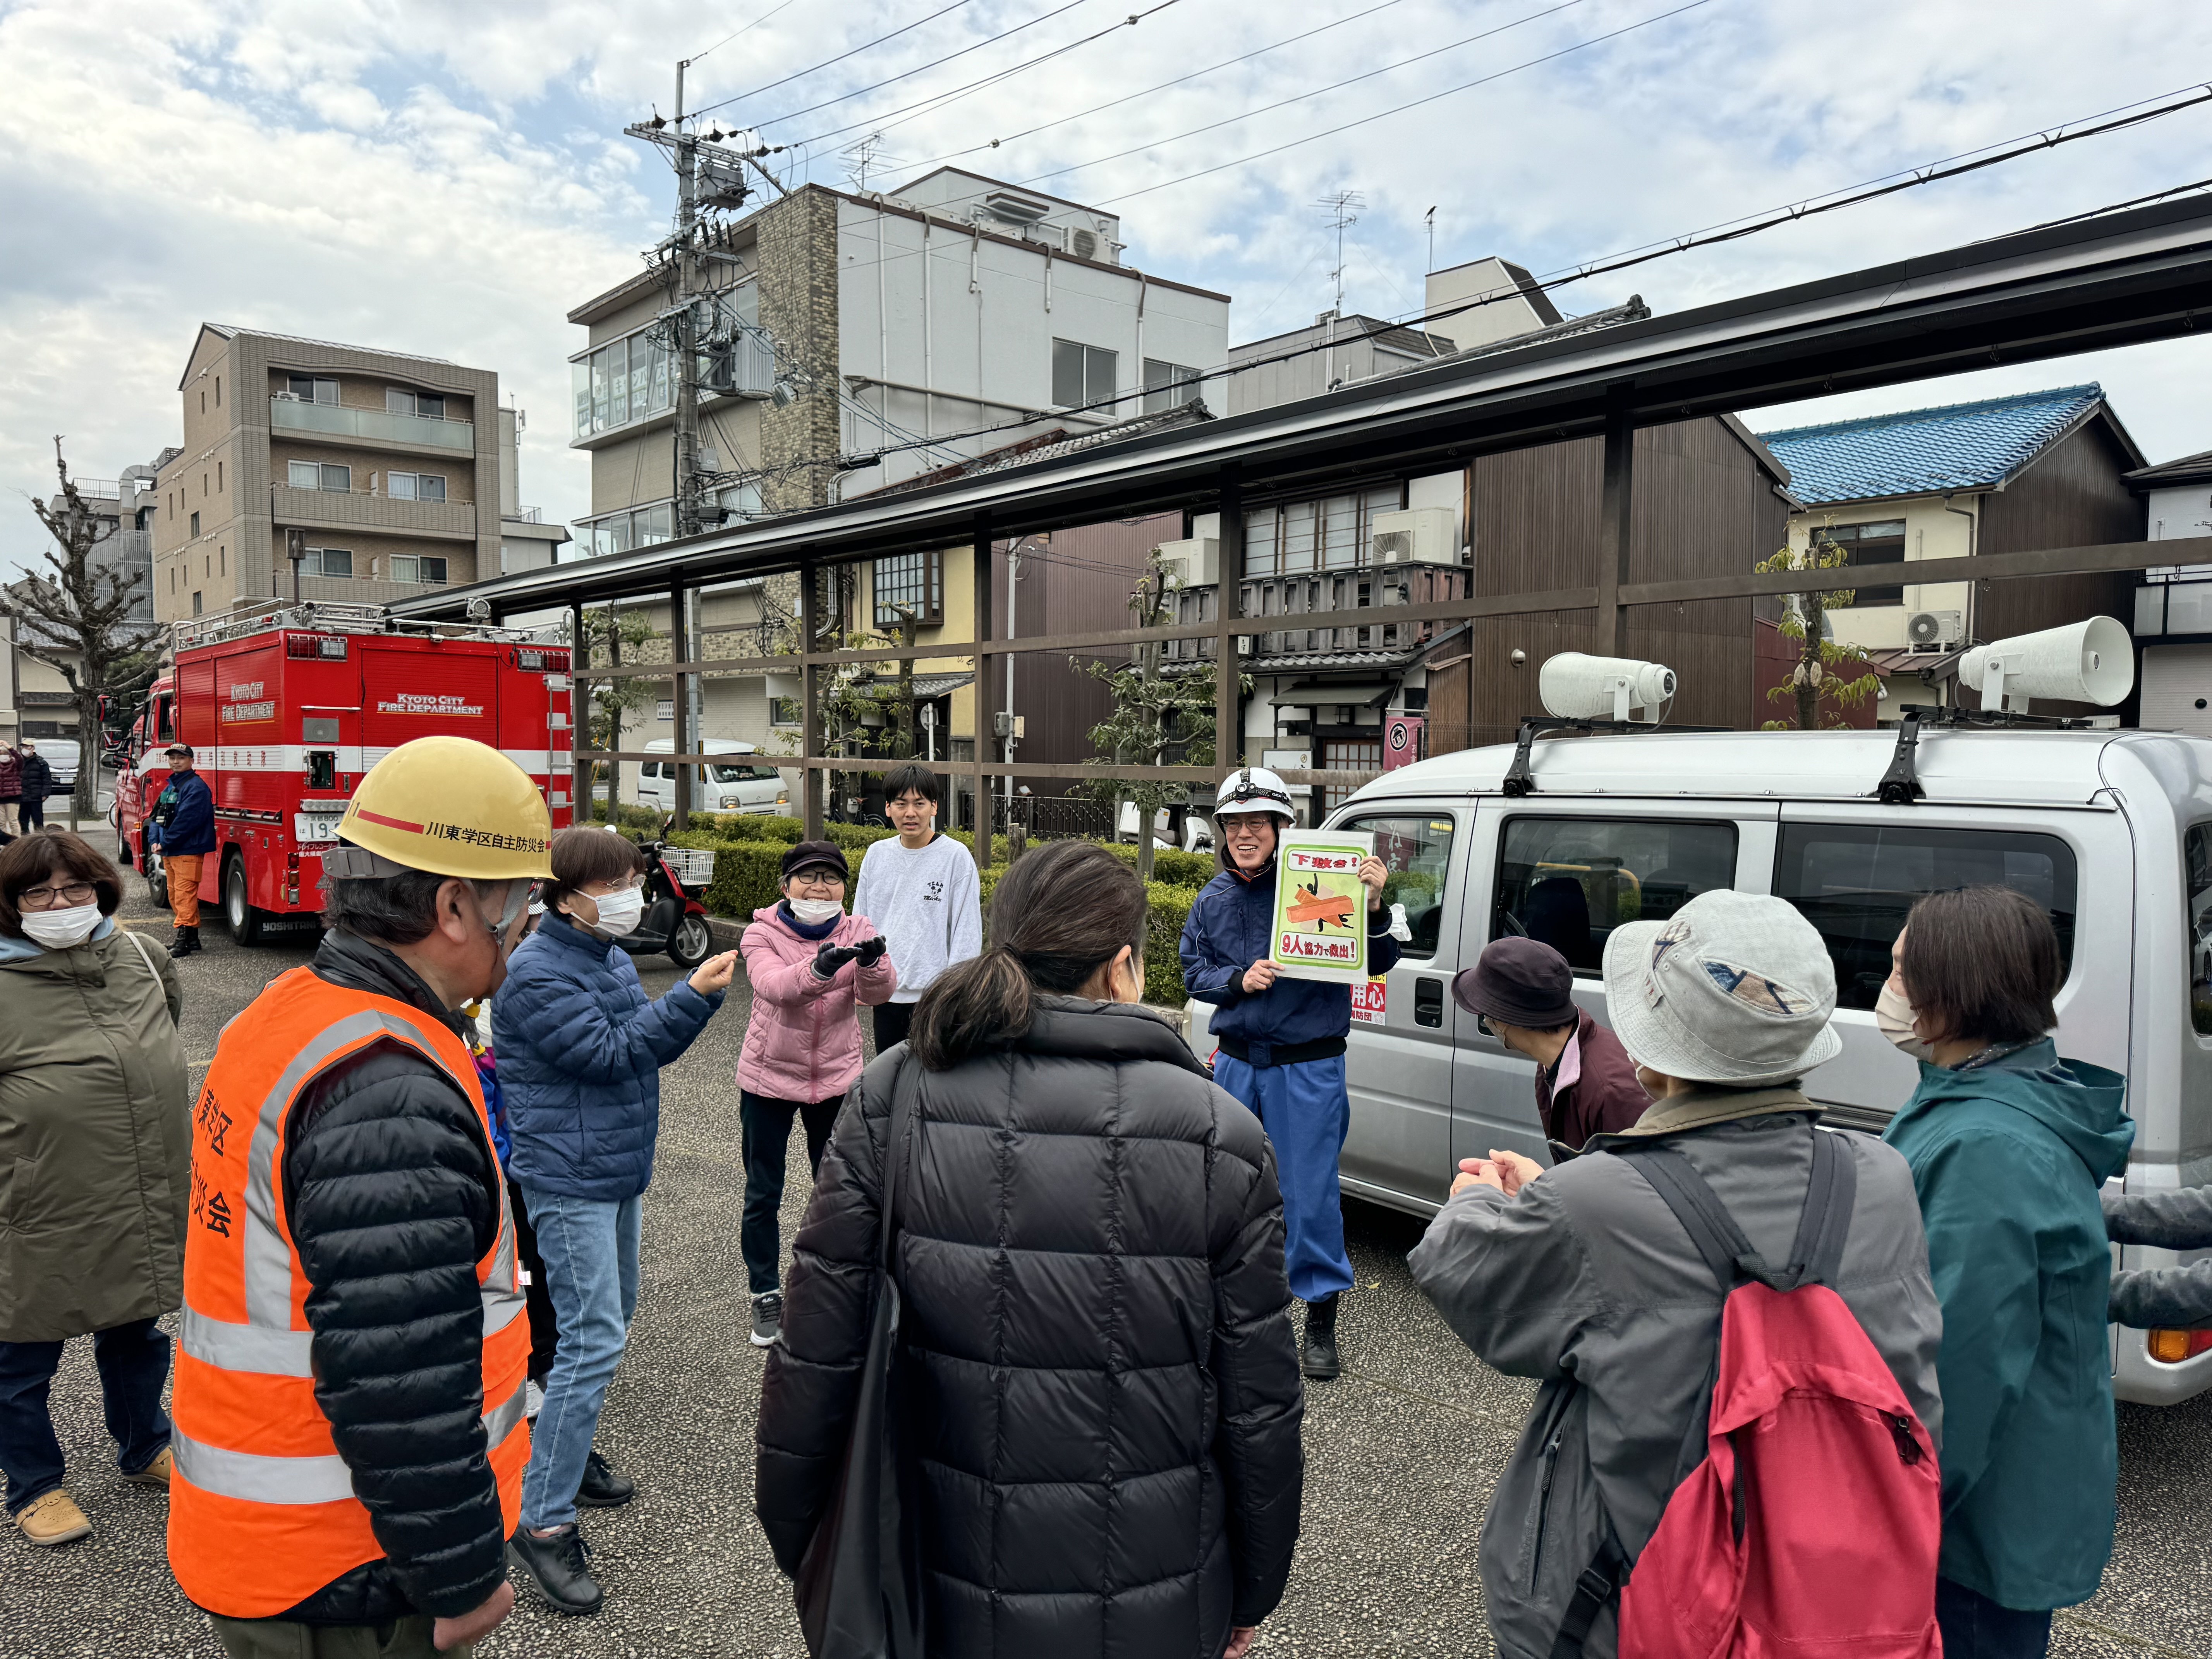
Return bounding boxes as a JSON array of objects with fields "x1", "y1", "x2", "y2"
[
  {"x1": 1214, "y1": 1053, "x2": 1356, "y2": 1305},
  {"x1": 517, "y1": 1188, "x2": 641, "y2": 1530},
  {"x1": 1936, "y1": 1578, "x2": 2053, "y2": 1659},
  {"x1": 0, "y1": 1317, "x2": 172, "y2": 1513}
]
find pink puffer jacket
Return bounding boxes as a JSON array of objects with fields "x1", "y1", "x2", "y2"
[{"x1": 737, "y1": 905, "x2": 898, "y2": 1103}]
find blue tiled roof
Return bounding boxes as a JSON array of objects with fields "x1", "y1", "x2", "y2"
[{"x1": 1755, "y1": 385, "x2": 2105, "y2": 506}]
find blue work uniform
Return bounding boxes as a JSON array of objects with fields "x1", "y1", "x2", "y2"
[{"x1": 1180, "y1": 856, "x2": 1401, "y2": 1303}]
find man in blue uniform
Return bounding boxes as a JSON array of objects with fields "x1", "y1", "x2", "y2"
[{"x1": 1180, "y1": 767, "x2": 1396, "y2": 1379}]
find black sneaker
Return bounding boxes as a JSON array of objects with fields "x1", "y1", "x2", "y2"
[
  {"x1": 508, "y1": 1523, "x2": 604, "y2": 1615},
  {"x1": 1301, "y1": 1293, "x2": 1342, "y2": 1382},
  {"x1": 750, "y1": 1290, "x2": 784, "y2": 1348},
  {"x1": 575, "y1": 1448, "x2": 635, "y2": 1509}
]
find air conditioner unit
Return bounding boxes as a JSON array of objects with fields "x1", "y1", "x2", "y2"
[
  {"x1": 1157, "y1": 536, "x2": 1219, "y2": 586},
  {"x1": 1370, "y1": 507, "x2": 1459, "y2": 567},
  {"x1": 272, "y1": 391, "x2": 301, "y2": 401},
  {"x1": 1905, "y1": 610, "x2": 1963, "y2": 652},
  {"x1": 1069, "y1": 227, "x2": 1099, "y2": 261}
]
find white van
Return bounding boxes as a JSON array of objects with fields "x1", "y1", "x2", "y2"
[
  {"x1": 635, "y1": 738, "x2": 792, "y2": 817},
  {"x1": 1188, "y1": 726, "x2": 2212, "y2": 1405}
]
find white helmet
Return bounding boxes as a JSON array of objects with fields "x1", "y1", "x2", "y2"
[{"x1": 1214, "y1": 766, "x2": 1296, "y2": 822}]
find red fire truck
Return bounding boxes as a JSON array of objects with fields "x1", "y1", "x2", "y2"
[{"x1": 113, "y1": 601, "x2": 574, "y2": 944}]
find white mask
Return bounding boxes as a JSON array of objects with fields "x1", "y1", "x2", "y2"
[
  {"x1": 787, "y1": 896, "x2": 845, "y2": 925},
  {"x1": 22, "y1": 902, "x2": 103, "y2": 951},
  {"x1": 1876, "y1": 976, "x2": 1934, "y2": 1063},
  {"x1": 585, "y1": 886, "x2": 644, "y2": 938}
]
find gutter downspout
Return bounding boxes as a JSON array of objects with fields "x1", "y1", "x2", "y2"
[{"x1": 1943, "y1": 491, "x2": 1979, "y2": 654}]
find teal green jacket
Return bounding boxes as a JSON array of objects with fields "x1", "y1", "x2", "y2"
[{"x1": 1884, "y1": 1041, "x2": 2132, "y2": 1611}]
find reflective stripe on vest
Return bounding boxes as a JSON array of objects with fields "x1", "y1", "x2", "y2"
[{"x1": 167, "y1": 967, "x2": 530, "y2": 1620}]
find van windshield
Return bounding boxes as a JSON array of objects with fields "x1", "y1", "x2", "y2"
[
  {"x1": 2186, "y1": 826, "x2": 2212, "y2": 1036},
  {"x1": 1775, "y1": 823, "x2": 2078, "y2": 1011},
  {"x1": 709, "y1": 763, "x2": 781, "y2": 783}
]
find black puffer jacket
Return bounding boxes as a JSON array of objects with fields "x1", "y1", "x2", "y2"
[
  {"x1": 275, "y1": 930, "x2": 507, "y2": 1626},
  {"x1": 756, "y1": 998, "x2": 1306, "y2": 1659}
]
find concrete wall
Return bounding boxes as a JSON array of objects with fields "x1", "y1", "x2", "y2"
[
  {"x1": 1783, "y1": 494, "x2": 1976, "y2": 656},
  {"x1": 2149, "y1": 482, "x2": 2212, "y2": 544}
]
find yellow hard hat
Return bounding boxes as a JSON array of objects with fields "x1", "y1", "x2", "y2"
[{"x1": 332, "y1": 736, "x2": 554, "y2": 882}]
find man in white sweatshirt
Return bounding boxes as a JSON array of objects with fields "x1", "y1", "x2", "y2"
[{"x1": 853, "y1": 762, "x2": 983, "y2": 1052}]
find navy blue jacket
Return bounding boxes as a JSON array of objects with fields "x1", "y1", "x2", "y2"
[
  {"x1": 491, "y1": 911, "x2": 723, "y2": 1201},
  {"x1": 1180, "y1": 859, "x2": 1401, "y2": 1053},
  {"x1": 153, "y1": 768, "x2": 216, "y2": 856}
]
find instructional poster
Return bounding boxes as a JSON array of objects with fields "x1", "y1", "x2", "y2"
[{"x1": 1271, "y1": 829, "x2": 1376, "y2": 983}]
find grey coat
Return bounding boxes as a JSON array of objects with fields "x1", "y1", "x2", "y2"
[
  {"x1": 2105, "y1": 1186, "x2": 2212, "y2": 1328},
  {"x1": 1408, "y1": 1087, "x2": 1943, "y2": 1659}
]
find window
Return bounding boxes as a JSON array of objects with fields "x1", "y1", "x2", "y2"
[
  {"x1": 192, "y1": 591, "x2": 202, "y2": 616},
  {"x1": 288, "y1": 461, "x2": 351, "y2": 492},
  {"x1": 1144, "y1": 358, "x2": 1199, "y2": 414},
  {"x1": 1245, "y1": 486, "x2": 1404, "y2": 577},
  {"x1": 2188, "y1": 826, "x2": 2212, "y2": 1036},
  {"x1": 1775, "y1": 823, "x2": 2078, "y2": 1011},
  {"x1": 656, "y1": 699, "x2": 676, "y2": 723},
  {"x1": 386, "y1": 387, "x2": 446, "y2": 419},
  {"x1": 387, "y1": 555, "x2": 448, "y2": 584},
  {"x1": 189, "y1": 511, "x2": 200, "y2": 537},
  {"x1": 216, "y1": 460, "x2": 223, "y2": 491},
  {"x1": 641, "y1": 762, "x2": 663, "y2": 780},
  {"x1": 1495, "y1": 816, "x2": 1740, "y2": 975},
  {"x1": 303, "y1": 547, "x2": 353, "y2": 578},
  {"x1": 584, "y1": 502, "x2": 675, "y2": 557},
  {"x1": 287, "y1": 375, "x2": 338, "y2": 405},
  {"x1": 1815, "y1": 521, "x2": 1908, "y2": 609},
  {"x1": 712, "y1": 761, "x2": 785, "y2": 783},
  {"x1": 1052, "y1": 339, "x2": 1118, "y2": 409},
  {"x1": 1322, "y1": 739, "x2": 1384, "y2": 812},
  {"x1": 215, "y1": 375, "x2": 221, "y2": 407},
  {"x1": 721, "y1": 480, "x2": 763, "y2": 522},
  {"x1": 770, "y1": 697, "x2": 801, "y2": 727},
  {"x1": 874, "y1": 550, "x2": 944, "y2": 627},
  {"x1": 388, "y1": 472, "x2": 447, "y2": 502},
  {"x1": 572, "y1": 332, "x2": 675, "y2": 437},
  {"x1": 1337, "y1": 812, "x2": 1456, "y2": 956}
]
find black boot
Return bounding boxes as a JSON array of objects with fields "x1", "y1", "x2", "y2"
[
  {"x1": 575, "y1": 1448, "x2": 635, "y2": 1508},
  {"x1": 185, "y1": 926, "x2": 203, "y2": 955},
  {"x1": 1301, "y1": 1293, "x2": 1342, "y2": 1382},
  {"x1": 168, "y1": 926, "x2": 192, "y2": 960},
  {"x1": 508, "y1": 1523, "x2": 604, "y2": 1614}
]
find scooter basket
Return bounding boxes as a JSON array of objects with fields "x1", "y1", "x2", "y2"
[{"x1": 662, "y1": 848, "x2": 718, "y2": 888}]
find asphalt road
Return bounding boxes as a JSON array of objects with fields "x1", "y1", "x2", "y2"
[{"x1": 4, "y1": 879, "x2": 2210, "y2": 1657}]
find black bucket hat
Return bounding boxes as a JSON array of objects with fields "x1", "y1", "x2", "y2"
[
  {"x1": 780, "y1": 840, "x2": 849, "y2": 881},
  {"x1": 1451, "y1": 936, "x2": 1580, "y2": 1029}
]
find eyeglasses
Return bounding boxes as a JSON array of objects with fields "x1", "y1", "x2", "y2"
[{"x1": 19, "y1": 882, "x2": 96, "y2": 911}]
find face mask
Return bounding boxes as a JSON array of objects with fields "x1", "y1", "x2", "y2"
[
  {"x1": 787, "y1": 896, "x2": 845, "y2": 925},
  {"x1": 21, "y1": 903, "x2": 102, "y2": 951},
  {"x1": 588, "y1": 886, "x2": 644, "y2": 938},
  {"x1": 1876, "y1": 976, "x2": 1934, "y2": 1063}
]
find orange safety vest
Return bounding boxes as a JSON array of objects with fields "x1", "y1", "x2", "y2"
[{"x1": 167, "y1": 966, "x2": 529, "y2": 1619}]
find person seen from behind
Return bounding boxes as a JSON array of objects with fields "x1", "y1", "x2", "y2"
[
  {"x1": 495, "y1": 825, "x2": 738, "y2": 1616},
  {"x1": 1882, "y1": 887, "x2": 2132, "y2": 1659},
  {"x1": 151, "y1": 742, "x2": 215, "y2": 958},
  {"x1": 1452, "y1": 936, "x2": 1649, "y2": 1150},
  {"x1": 0, "y1": 743, "x2": 20, "y2": 836},
  {"x1": 1178, "y1": 766, "x2": 1397, "y2": 1380},
  {"x1": 852, "y1": 762, "x2": 980, "y2": 1054},
  {"x1": 166, "y1": 736, "x2": 551, "y2": 1659},
  {"x1": 736, "y1": 840, "x2": 895, "y2": 1349},
  {"x1": 0, "y1": 831, "x2": 186, "y2": 1546},
  {"x1": 1412, "y1": 890, "x2": 1943, "y2": 1659},
  {"x1": 757, "y1": 840, "x2": 1305, "y2": 1659},
  {"x1": 16, "y1": 740, "x2": 52, "y2": 832}
]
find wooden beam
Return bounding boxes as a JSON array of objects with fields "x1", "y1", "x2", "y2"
[
  {"x1": 971, "y1": 510, "x2": 994, "y2": 869},
  {"x1": 799, "y1": 563, "x2": 823, "y2": 838},
  {"x1": 574, "y1": 751, "x2": 1380, "y2": 790},
  {"x1": 1616, "y1": 535, "x2": 2197, "y2": 608},
  {"x1": 669, "y1": 579, "x2": 692, "y2": 829},
  {"x1": 1594, "y1": 397, "x2": 1634, "y2": 655}
]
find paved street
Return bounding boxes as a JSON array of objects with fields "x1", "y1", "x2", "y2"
[{"x1": 5, "y1": 881, "x2": 2211, "y2": 1657}]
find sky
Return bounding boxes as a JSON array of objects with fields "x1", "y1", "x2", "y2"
[{"x1": 4, "y1": 0, "x2": 2212, "y2": 578}]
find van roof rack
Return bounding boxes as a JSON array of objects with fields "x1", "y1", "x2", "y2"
[
  {"x1": 169, "y1": 598, "x2": 538, "y2": 654},
  {"x1": 1501, "y1": 715, "x2": 1728, "y2": 797},
  {"x1": 1873, "y1": 702, "x2": 2107, "y2": 805}
]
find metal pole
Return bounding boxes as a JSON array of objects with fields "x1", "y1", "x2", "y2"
[
  {"x1": 1004, "y1": 536, "x2": 1018, "y2": 811},
  {"x1": 1214, "y1": 463, "x2": 1244, "y2": 783},
  {"x1": 800, "y1": 563, "x2": 824, "y2": 839},
  {"x1": 971, "y1": 511, "x2": 994, "y2": 869},
  {"x1": 1595, "y1": 397, "x2": 1635, "y2": 656},
  {"x1": 670, "y1": 579, "x2": 692, "y2": 828}
]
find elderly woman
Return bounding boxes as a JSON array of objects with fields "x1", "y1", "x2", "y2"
[{"x1": 0, "y1": 831, "x2": 187, "y2": 1546}]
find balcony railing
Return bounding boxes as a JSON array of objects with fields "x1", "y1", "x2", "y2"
[
  {"x1": 271, "y1": 396, "x2": 474, "y2": 451},
  {"x1": 271, "y1": 484, "x2": 476, "y2": 537}
]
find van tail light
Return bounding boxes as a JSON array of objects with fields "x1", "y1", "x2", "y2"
[{"x1": 2147, "y1": 1329, "x2": 2212, "y2": 1364}]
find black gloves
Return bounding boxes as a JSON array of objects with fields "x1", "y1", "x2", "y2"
[
  {"x1": 812, "y1": 941, "x2": 861, "y2": 979},
  {"x1": 853, "y1": 935, "x2": 888, "y2": 968}
]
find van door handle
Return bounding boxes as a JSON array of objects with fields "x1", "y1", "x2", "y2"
[{"x1": 1415, "y1": 978, "x2": 1443, "y2": 1027}]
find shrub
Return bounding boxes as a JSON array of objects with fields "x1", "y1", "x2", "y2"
[{"x1": 694, "y1": 812, "x2": 808, "y2": 843}]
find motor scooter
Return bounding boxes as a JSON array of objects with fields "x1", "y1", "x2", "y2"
[{"x1": 603, "y1": 819, "x2": 718, "y2": 969}]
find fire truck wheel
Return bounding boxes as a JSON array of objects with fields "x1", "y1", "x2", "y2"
[
  {"x1": 146, "y1": 845, "x2": 168, "y2": 909},
  {"x1": 669, "y1": 912, "x2": 714, "y2": 970},
  {"x1": 223, "y1": 854, "x2": 264, "y2": 947}
]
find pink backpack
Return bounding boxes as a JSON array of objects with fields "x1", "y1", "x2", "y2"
[{"x1": 1577, "y1": 1132, "x2": 1942, "y2": 1659}]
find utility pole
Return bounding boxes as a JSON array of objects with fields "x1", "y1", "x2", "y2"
[{"x1": 673, "y1": 61, "x2": 704, "y2": 539}]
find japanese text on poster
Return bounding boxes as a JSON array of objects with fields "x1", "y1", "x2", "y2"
[{"x1": 1270, "y1": 829, "x2": 1375, "y2": 983}]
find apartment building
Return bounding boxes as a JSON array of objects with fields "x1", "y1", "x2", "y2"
[{"x1": 152, "y1": 326, "x2": 503, "y2": 622}]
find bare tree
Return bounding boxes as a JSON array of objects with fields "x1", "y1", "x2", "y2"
[{"x1": 6, "y1": 440, "x2": 161, "y2": 819}]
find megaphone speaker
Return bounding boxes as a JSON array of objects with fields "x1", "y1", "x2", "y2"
[
  {"x1": 1539, "y1": 653, "x2": 1677, "y2": 722},
  {"x1": 1958, "y1": 615, "x2": 2132, "y2": 712}
]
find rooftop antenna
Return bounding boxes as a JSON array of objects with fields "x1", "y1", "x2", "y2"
[
  {"x1": 842, "y1": 132, "x2": 886, "y2": 194},
  {"x1": 1317, "y1": 189, "x2": 1364, "y2": 388},
  {"x1": 1424, "y1": 204, "x2": 1436, "y2": 275}
]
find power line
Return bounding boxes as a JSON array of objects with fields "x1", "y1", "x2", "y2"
[
  {"x1": 688, "y1": 0, "x2": 803, "y2": 66},
  {"x1": 688, "y1": 0, "x2": 984, "y2": 122}
]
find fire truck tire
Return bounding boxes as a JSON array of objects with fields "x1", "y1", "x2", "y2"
[
  {"x1": 669, "y1": 912, "x2": 714, "y2": 970},
  {"x1": 145, "y1": 844, "x2": 168, "y2": 909},
  {"x1": 223, "y1": 853, "x2": 264, "y2": 947}
]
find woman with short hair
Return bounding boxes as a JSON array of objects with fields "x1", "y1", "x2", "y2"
[
  {"x1": 757, "y1": 840, "x2": 1306, "y2": 1659},
  {"x1": 0, "y1": 830, "x2": 187, "y2": 1546},
  {"x1": 1883, "y1": 885, "x2": 2133, "y2": 1659}
]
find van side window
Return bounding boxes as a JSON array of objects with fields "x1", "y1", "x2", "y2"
[
  {"x1": 1494, "y1": 817, "x2": 1737, "y2": 974},
  {"x1": 1775, "y1": 824, "x2": 2077, "y2": 1011},
  {"x1": 2186, "y1": 826, "x2": 2212, "y2": 1036},
  {"x1": 1335, "y1": 813, "x2": 1456, "y2": 957}
]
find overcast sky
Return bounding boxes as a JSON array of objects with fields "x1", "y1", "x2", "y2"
[{"x1": 5, "y1": 0, "x2": 2211, "y2": 577}]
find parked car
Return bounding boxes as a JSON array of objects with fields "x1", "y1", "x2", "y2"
[
  {"x1": 634, "y1": 737, "x2": 792, "y2": 816},
  {"x1": 1187, "y1": 723, "x2": 2212, "y2": 1407},
  {"x1": 39, "y1": 738, "x2": 79, "y2": 788}
]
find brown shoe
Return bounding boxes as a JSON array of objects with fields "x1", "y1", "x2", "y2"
[
  {"x1": 14, "y1": 1489, "x2": 92, "y2": 1546},
  {"x1": 123, "y1": 1446, "x2": 173, "y2": 1488}
]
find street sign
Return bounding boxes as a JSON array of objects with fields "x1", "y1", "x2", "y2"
[{"x1": 1384, "y1": 715, "x2": 1425, "y2": 770}]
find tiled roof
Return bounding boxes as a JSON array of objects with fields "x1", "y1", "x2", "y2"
[
  {"x1": 1755, "y1": 385, "x2": 2106, "y2": 506},
  {"x1": 2127, "y1": 449, "x2": 2212, "y2": 488}
]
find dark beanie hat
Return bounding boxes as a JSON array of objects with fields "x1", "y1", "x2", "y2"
[
  {"x1": 1452, "y1": 936, "x2": 1579, "y2": 1028},
  {"x1": 780, "y1": 839, "x2": 849, "y2": 881}
]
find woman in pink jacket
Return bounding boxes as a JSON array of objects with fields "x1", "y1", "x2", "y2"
[{"x1": 738, "y1": 839, "x2": 896, "y2": 1348}]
